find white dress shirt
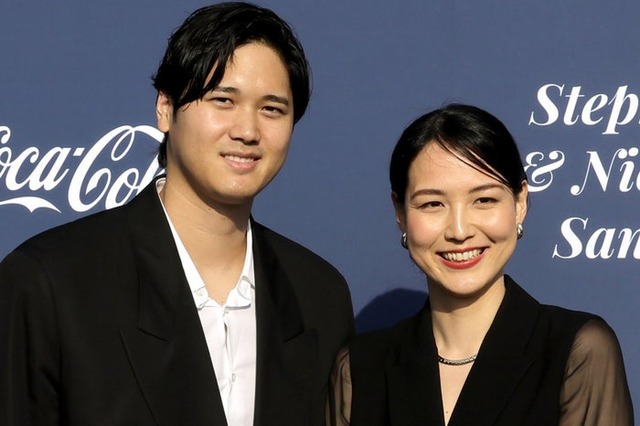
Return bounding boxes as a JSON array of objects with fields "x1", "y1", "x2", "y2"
[{"x1": 156, "y1": 179, "x2": 257, "y2": 426}]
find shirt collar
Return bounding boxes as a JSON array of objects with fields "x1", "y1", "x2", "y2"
[{"x1": 155, "y1": 177, "x2": 255, "y2": 309}]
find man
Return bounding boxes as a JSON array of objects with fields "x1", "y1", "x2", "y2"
[{"x1": 0, "y1": 3, "x2": 354, "y2": 425}]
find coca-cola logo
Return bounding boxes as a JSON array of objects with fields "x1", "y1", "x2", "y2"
[{"x1": 0, "y1": 124, "x2": 163, "y2": 213}]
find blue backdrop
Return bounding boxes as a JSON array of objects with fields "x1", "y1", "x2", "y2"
[{"x1": 1, "y1": 0, "x2": 638, "y2": 415}]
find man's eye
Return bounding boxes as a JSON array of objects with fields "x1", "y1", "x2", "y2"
[{"x1": 263, "y1": 106, "x2": 285, "y2": 115}]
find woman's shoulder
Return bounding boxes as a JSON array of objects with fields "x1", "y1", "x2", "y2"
[
  {"x1": 535, "y1": 302, "x2": 605, "y2": 343},
  {"x1": 567, "y1": 317, "x2": 624, "y2": 368},
  {"x1": 559, "y1": 318, "x2": 634, "y2": 425},
  {"x1": 346, "y1": 310, "x2": 427, "y2": 376},
  {"x1": 350, "y1": 312, "x2": 422, "y2": 351}
]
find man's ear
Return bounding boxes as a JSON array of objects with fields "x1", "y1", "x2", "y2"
[
  {"x1": 156, "y1": 91, "x2": 173, "y2": 133},
  {"x1": 392, "y1": 192, "x2": 406, "y2": 233}
]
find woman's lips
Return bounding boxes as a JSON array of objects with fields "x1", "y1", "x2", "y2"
[{"x1": 438, "y1": 248, "x2": 486, "y2": 269}]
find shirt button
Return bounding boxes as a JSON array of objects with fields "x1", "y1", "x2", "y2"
[
  {"x1": 196, "y1": 288, "x2": 205, "y2": 297},
  {"x1": 223, "y1": 307, "x2": 229, "y2": 315},
  {"x1": 231, "y1": 373, "x2": 236, "y2": 382}
]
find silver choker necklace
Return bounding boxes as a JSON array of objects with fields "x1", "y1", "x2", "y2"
[{"x1": 437, "y1": 354, "x2": 477, "y2": 366}]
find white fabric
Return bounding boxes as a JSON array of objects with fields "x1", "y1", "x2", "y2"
[{"x1": 156, "y1": 178, "x2": 257, "y2": 426}]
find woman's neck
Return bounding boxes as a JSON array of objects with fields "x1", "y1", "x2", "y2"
[{"x1": 429, "y1": 278, "x2": 506, "y2": 359}]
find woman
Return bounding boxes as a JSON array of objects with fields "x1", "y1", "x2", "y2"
[{"x1": 329, "y1": 104, "x2": 634, "y2": 425}]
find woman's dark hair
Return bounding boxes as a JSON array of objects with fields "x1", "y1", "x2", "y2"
[
  {"x1": 390, "y1": 104, "x2": 527, "y2": 204},
  {"x1": 152, "y1": 2, "x2": 311, "y2": 168}
]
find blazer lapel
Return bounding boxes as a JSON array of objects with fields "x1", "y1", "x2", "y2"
[
  {"x1": 448, "y1": 277, "x2": 540, "y2": 426},
  {"x1": 386, "y1": 307, "x2": 445, "y2": 426},
  {"x1": 252, "y1": 221, "x2": 318, "y2": 425},
  {"x1": 119, "y1": 181, "x2": 227, "y2": 426}
]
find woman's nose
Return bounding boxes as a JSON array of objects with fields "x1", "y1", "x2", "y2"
[{"x1": 444, "y1": 206, "x2": 475, "y2": 242}]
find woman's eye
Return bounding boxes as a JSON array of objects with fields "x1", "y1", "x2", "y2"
[
  {"x1": 420, "y1": 201, "x2": 442, "y2": 209},
  {"x1": 475, "y1": 197, "x2": 497, "y2": 204}
]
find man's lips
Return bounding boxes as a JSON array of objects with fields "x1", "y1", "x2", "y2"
[
  {"x1": 223, "y1": 154, "x2": 259, "y2": 163},
  {"x1": 221, "y1": 152, "x2": 261, "y2": 170}
]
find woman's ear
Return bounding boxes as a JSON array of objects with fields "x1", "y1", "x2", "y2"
[
  {"x1": 392, "y1": 192, "x2": 407, "y2": 233},
  {"x1": 516, "y1": 180, "x2": 528, "y2": 224}
]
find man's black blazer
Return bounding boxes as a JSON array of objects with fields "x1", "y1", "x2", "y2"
[{"x1": 0, "y1": 178, "x2": 354, "y2": 425}]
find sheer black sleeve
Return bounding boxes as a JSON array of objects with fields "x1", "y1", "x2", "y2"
[
  {"x1": 559, "y1": 318, "x2": 634, "y2": 426},
  {"x1": 327, "y1": 347, "x2": 352, "y2": 426}
]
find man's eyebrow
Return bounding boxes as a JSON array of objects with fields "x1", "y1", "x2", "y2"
[
  {"x1": 263, "y1": 94, "x2": 290, "y2": 106},
  {"x1": 212, "y1": 86, "x2": 290, "y2": 106},
  {"x1": 212, "y1": 86, "x2": 238, "y2": 94}
]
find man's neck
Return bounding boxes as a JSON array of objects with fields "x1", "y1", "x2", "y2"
[{"x1": 160, "y1": 178, "x2": 252, "y2": 304}]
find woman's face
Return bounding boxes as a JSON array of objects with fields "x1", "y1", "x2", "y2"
[{"x1": 394, "y1": 142, "x2": 527, "y2": 299}]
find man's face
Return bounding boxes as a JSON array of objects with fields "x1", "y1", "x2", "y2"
[{"x1": 156, "y1": 42, "x2": 294, "y2": 209}]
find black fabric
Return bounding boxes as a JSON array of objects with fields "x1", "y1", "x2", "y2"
[
  {"x1": 347, "y1": 277, "x2": 612, "y2": 426},
  {"x1": 0, "y1": 177, "x2": 354, "y2": 426}
]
